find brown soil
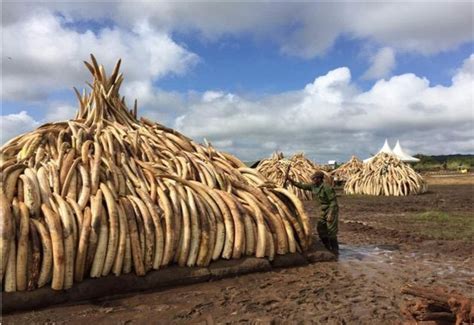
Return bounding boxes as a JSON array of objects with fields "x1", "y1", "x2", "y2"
[
  {"x1": 424, "y1": 172, "x2": 474, "y2": 186},
  {"x1": 3, "y1": 184, "x2": 473, "y2": 324}
]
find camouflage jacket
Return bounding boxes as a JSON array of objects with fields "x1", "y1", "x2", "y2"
[{"x1": 291, "y1": 181, "x2": 338, "y2": 213}]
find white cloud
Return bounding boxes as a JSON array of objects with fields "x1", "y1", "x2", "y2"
[
  {"x1": 0, "y1": 102, "x2": 78, "y2": 145},
  {"x1": 121, "y1": 80, "x2": 188, "y2": 126},
  {"x1": 363, "y1": 47, "x2": 396, "y2": 80},
  {"x1": 124, "y1": 2, "x2": 472, "y2": 57},
  {"x1": 347, "y1": 3, "x2": 473, "y2": 55},
  {"x1": 0, "y1": 112, "x2": 40, "y2": 145},
  {"x1": 454, "y1": 53, "x2": 474, "y2": 83},
  {"x1": 202, "y1": 91, "x2": 226, "y2": 103},
  {"x1": 2, "y1": 9, "x2": 198, "y2": 101},
  {"x1": 213, "y1": 139, "x2": 233, "y2": 148},
  {"x1": 2, "y1": 55, "x2": 473, "y2": 160},
  {"x1": 43, "y1": 104, "x2": 77, "y2": 122},
  {"x1": 3, "y1": 2, "x2": 471, "y2": 60},
  {"x1": 1, "y1": 3, "x2": 473, "y2": 161},
  {"x1": 290, "y1": 3, "x2": 473, "y2": 57},
  {"x1": 171, "y1": 54, "x2": 474, "y2": 161}
]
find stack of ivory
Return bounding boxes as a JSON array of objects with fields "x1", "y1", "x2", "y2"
[
  {"x1": 0, "y1": 55, "x2": 311, "y2": 292},
  {"x1": 344, "y1": 153, "x2": 427, "y2": 196},
  {"x1": 331, "y1": 156, "x2": 363, "y2": 182},
  {"x1": 256, "y1": 152, "x2": 333, "y2": 200}
]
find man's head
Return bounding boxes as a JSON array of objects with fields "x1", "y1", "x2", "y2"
[{"x1": 311, "y1": 171, "x2": 325, "y2": 185}]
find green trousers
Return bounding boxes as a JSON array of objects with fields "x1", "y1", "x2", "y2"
[{"x1": 317, "y1": 207, "x2": 339, "y2": 240}]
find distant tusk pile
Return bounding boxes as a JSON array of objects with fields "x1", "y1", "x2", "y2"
[
  {"x1": 256, "y1": 152, "x2": 333, "y2": 200},
  {"x1": 344, "y1": 153, "x2": 427, "y2": 196},
  {"x1": 0, "y1": 55, "x2": 311, "y2": 292},
  {"x1": 331, "y1": 156, "x2": 363, "y2": 182}
]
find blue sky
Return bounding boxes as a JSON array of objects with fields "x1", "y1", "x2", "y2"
[
  {"x1": 160, "y1": 33, "x2": 369, "y2": 94},
  {"x1": 2, "y1": 2, "x2": 473, "y2": 162},
  {"x1": 159, "y1": 33, "x2": 474, "y2": 95}
]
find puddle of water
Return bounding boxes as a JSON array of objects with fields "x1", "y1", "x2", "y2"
[
  {"x1": 338, "y1": 245, "x2": 398, "y2": 261},
  {"x1": 339, "y1": 245, "x2": 474, "y2": 278}
]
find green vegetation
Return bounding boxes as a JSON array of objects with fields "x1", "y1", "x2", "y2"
[
  {"x1": 404, "y1": 210, "x2": 474, "y2": 240},
  {"x1": 413, "y1": 154, "x2": 473, "y2": 171},
  {"x1": 415, "y1": 211, "x2": 450, "y2": 221}
]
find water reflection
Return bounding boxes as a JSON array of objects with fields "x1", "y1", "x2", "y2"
[{"x1": 338, "y1": 244, "x2": 398, "y2": 261}]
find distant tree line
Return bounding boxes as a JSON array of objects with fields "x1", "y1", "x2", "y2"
[{"x1": 413, "y1": 154, "x2": 473, "y2": 171}]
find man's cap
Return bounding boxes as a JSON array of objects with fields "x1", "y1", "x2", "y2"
[{"x1": 312, "y1": 170, "x2": 325, "y2": 179}]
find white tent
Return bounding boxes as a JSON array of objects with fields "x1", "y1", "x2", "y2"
[
  {"x1": 363, "y1": 139, "x2": 394, "y2": 163},
  {"x1": 393, "y1": 140, "x2": 420, "y2": 162},
  {"x1": 364, "y1": 139, "x2": 419, "y2": 163}
]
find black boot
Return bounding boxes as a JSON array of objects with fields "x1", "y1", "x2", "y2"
[
  {"x1": 321, "y1": 237, "x2": 331, "y2": 251},
  {"x1": 329, "y1": 238, "x2": 339, "y2": 255}
]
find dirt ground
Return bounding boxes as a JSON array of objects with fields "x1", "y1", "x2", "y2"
[{"x1": 3, "y1": 176, "x2": 473, "y2": 324}]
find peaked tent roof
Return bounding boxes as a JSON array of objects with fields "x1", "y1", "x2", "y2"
[
  {"x1": 364, "y1": 139, "x2": 420, "y2": 163},
  {"x1": 393, "y1": 140, "x2": 420, "y2": 162},
  {"x1": 379, "y1": 139, "x2": 394, "y2": 155},
  {"x1": 363, "y1": 139, "x2": 394, "y2": 163}
]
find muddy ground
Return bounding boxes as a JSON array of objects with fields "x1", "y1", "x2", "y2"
[{"x1": 3, "y1": 176, "x2": 473, "y2": 324}]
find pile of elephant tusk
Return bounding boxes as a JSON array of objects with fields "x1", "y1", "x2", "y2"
[
  {"x1": 256, "y1": 152, "x2": 333, "y2": 200},
  {"x1": 0, "y1": 55, "x2": 311, "y2": 292},
  {"x1": 344, "y1": 153, "x2": 427, "y2": 196},
  {"x1": 331, "y1": 156, "x2": 363, "y2": 183}
]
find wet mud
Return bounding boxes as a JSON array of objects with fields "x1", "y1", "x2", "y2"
[{"x1": 3, "y1": 184, "x2": 473, "y2": 324}]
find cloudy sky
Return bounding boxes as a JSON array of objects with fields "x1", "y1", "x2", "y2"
[{"x1": 1, "y1": 1, "x2": 473, "y2": 163}]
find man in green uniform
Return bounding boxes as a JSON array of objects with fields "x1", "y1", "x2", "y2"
[{"x1": 289, "y1": 171, "x2": 339, "y2": 254}]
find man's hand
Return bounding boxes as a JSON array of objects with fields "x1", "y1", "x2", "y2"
[{"x1": 327, "y1": 210, "x2": 335, "y2": 223}]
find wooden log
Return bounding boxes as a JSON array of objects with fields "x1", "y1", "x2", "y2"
[
  {"x1": 401, "y1": 284, "x2": 473, "y2": 325},
  {"x1": 400, "y1": 284, "x2": 450, "y2": 305},
  {"x1": 417, "y1": 312, "x2": 455, "y2": 322},
  {"x1": 448, "y1": 296, "x2": 473, "y2": 325}
]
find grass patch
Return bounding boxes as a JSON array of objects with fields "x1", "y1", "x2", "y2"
[
  {"x1": 415, "y1": 211, "x2": 450, "y2": 222},
  {"x1": 404, "y1": 210, "x2": 474, "y2": 240}
]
